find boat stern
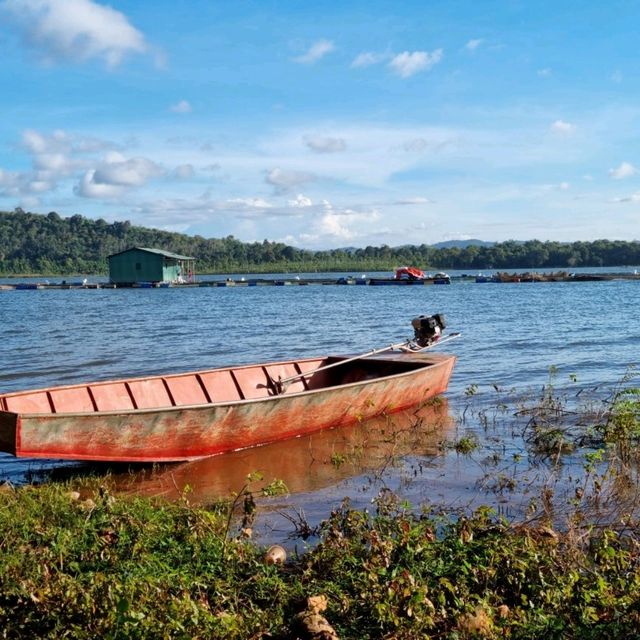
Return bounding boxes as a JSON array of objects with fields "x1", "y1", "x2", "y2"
[{"x1": 0, "y1": 411, "x2": 18, "y2": 456}]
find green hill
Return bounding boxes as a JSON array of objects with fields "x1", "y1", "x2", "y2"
[
  {"x1": 0, "y1": 209, "x2": 317, "y2": 275},
  {"x1": 1, "y1": 209, "x2": 639, "y2": 275}
]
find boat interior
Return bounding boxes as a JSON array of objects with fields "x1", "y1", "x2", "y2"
[{"x1": 0, "y1": 356, "x2": 430, "y2": 415}]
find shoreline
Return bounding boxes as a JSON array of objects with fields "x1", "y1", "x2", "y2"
[{"x1": 2, "y1": 270, "x2": 640, "y2": 290}]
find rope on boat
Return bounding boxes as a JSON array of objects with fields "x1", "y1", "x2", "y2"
[{"x1": 272, "y1": 332, "x2": 461, "y2": 395}]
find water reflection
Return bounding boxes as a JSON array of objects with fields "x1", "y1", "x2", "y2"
[{"x1": 107, "y1": 400, "x2": 453, "y2": 504}]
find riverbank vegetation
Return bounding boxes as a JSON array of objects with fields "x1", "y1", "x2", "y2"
[
  {"x1": 2, "y1": 377, "x2": 640, "y2": 638},
  {"x1": 2, "y1": 209, "x2": 640, "y2": 276},
  {"x1": 1, "y1": 480, "x2": 639, "y2": 638}
]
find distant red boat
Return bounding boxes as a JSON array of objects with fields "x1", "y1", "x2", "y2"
[
  {"x1": 0, "y1": 351, "x2": 456, "y2": 463},
  {"x1": 395, "y1": 266, "x2": 426, "y2": 280},
  {"x1": 368, "y1": 268, "x2": 451, "y2": 286}
]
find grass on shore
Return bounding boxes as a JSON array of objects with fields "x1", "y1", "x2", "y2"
[{"x1": 1, "y1": 485, "x2": 639, "y2": 638}]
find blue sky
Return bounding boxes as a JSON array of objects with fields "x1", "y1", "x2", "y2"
[{"x1": 0, "y1": 0, "x2": 639, "y2": 248}]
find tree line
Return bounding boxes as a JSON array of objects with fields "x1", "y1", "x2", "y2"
[{"x1": 1, "y1": 209, "x2": 639, "y2": 275}]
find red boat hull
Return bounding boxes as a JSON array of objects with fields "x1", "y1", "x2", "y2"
[{"x1": 0, "y1": 352, "x2": 455, "y2": 462}]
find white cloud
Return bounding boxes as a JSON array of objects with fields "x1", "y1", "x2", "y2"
[
  {"x1": 316, "y1": 213, "x2": 352, "y2": 240},
  {"x1": 27, "y1": 179, "x2": 54, "y2": 193},
  {"x1": 21, "y1": 129, "x2": 91, "y2": 175},
  {"x1": 394, "y1": 196, "x2": 433, "y2": 205},
  {"x1": 288, "y1": 194, "x2": 312, "y2": 208},
  {"x1": 465, "y1": 39, "x2": 484, "y2": 51},
  {"x1": 0, "y1": 165, "x2": 54, "y2": 197},
  {"x1": 304, "y1": 136, "x2": 346, "y2": 153},
  {"x1": 351, "y1": 51, "x2": 387, "y2": 68},
  {"x1": 132, "y1": 194, "x2": 383, "y2": 246},
  {"x1": 300, "y1": 201, "x2": 382, "y2": 243},
  {"x1": 226, "y1": 197, "x2": 273, "y2": 211},
  {"x1": 611, "y1": 70, "x2": 623, "y2": 83},
  {"x1": 75, "y1": 170, "x2": 125, "y2": 198},
  {"x1": 389, "y1": 49, "x2": 443, "y2": 78},
  {"x1": 22, "y1": 128, "x2": 68, "y2": 154},
  {"x1": 93, "y1": 155, "x2": 163, "y2": 186},
  {"x1": 75, "y1": 154, "x2": 163, "y2": 197},
  {"x1": 33, "y1": 152, "x2": 68, "y2": 172},
  {"x1": 7, "y1": 128, "x2": 120, "y2": 197},
  {"x1": 13, "y1": 129, "x2": 122, "y2": 194},
  {"x1": 537, "y1": 68, "x2": 552, "y2": 77},
  {"x1": 1, "y1": 0, "x2": 148, "y2": 67},
  {"x1": 265, "y1": 167, "x2": 316, "y2": 193},
  {"x1": 609, "y1": 161, "x2": 637, "y2": 180},
  {"x1": 550, "y1": 120, "x2": 576, "y2": 135},
  {"x1": 170, "y1": 100, "x2": 192, "y2": 114},
  {"x1": 292, "y1": 39, "x2": 334, "y2": 64}
]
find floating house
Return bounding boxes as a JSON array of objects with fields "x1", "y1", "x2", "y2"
[{"x1": 107, "y1": 247, "x2": 196, "y2": 285}]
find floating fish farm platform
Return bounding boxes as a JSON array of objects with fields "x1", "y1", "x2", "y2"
[{"x1": 1, "y1": 272, "x2": 639, "y2": 290}]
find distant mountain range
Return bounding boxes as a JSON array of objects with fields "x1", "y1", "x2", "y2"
[{"x1": 339, "y1": 239, "x2": 495, "y2": 253}]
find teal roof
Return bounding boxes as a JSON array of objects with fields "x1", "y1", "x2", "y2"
[{"x1": 108, "y1": 247, "x2": 195, "y2": 260}]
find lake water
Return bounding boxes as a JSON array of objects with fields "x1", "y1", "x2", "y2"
[{"x1": 1, "y1": 269, "x2": 639, "y2": 541}]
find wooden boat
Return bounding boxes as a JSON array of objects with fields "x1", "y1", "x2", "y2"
[{"x1": 0, "y1": 351, "x2": 455, "y2": 463}]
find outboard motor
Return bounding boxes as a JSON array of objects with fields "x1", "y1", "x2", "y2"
[{"x1": 411, "y1": 314, "x2": 446, "y2": 348}]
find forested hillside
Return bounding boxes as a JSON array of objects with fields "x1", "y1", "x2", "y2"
[{"x1": 1, "y1": 209, "x2": 639, "y2": 275}]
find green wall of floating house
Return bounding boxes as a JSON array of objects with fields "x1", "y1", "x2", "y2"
[{"x1": 108, "y1": 248, "x2": 190, "y2": 284}]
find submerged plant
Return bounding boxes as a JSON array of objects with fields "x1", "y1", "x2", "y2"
[
  {"x1": 447, "y1": 433, "x2": 480, "y2": 455},
  {"x1": 597, "y1": 387, "x2": 640, "y2": 466}
]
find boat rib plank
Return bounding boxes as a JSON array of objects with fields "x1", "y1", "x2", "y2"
[
  {"x1": 165, "y1": 374, "x2": 209, "y2": 406},
  {"x1": 161, "y1": 379, "x2": 177, "y2": 407},
  {"x1": 127, "y1": 378, "x2": 173, "y2": 410},
  {"x1": 232, "y1": 366, "x2": 273, "y2": 399},
  {"x1": 124, "y1": 382, "x2": 138, "y2": 409},
  {"x1": 4, "y1": 391, "x2": 53, "y2": 414},
  {"x1": 48, "y1": 387, "x2": 95, "y2": 414},
  {"x1": 91, "y1": 383, "x2": 136, "y2": 412},
  {"x1": 195, "y1": 374, "x2": 213, "y2": 403},
  {"x1": 86, "y1": 386, "x2": 99, "y2": 412},
  {"x1": 199, "y1": 370, "x2": 243, "y2": 402}
]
